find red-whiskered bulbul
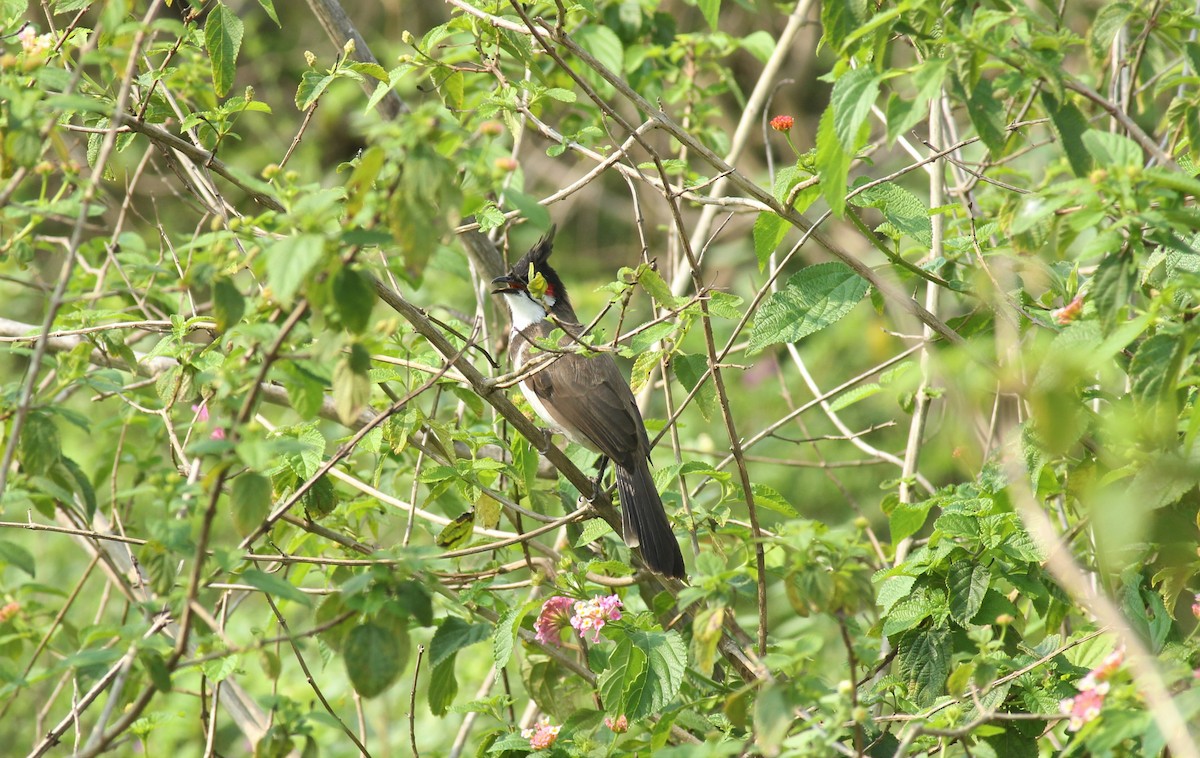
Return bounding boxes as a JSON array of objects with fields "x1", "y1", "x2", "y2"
[{"x1": 491, "y1": 227, "x2": 686, "y2": 578}]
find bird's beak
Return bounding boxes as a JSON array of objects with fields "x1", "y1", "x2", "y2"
[{"x1": 490, "y1": 274, "x2": 524, "y2": 294}]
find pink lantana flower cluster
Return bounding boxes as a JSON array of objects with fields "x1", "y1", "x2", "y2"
[
  {"x1": 533, "y1": 594, "x2": 623, "y2": 646},
  {"x1": 1059, "y1": 646, "x2": 1124, "y2": 731},
  {"x1": 522, "y1": 717, "x2": 560, "y2": 749}
]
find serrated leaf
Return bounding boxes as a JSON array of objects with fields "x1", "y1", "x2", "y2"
[
  {"x1": 1089, "y1": 2, "x2": 1135, "y2": 61},
  {"x1": 1042, "y1": 92, "x2": 1093, "y2": 177},
  {"x1": 230, "y1": 472, "x2": 272, "y2": 537},
  {"x1": 882, "y1": 585, "x2": 943, "y2": 636},
  {"x1": 597, "y1": 630, "x2": 685, "y2": 719},
  {"x1": 296, "y1": 70, "x2": 335, "y2": 111},
  {"x1": 204, "y1": 3, "x2": 244, "y2": 97},
  {"x1": 820, "y1": 0, "x2": 856, "y2": 52},
  {"x1": 850, "y1": 182, "x2": 932, "y2": 246},
  {"x1": 429, "y1": 617, "x2": 490, "y2": 670},
  {"x1": 266, "y1": 233, "x2": 324, "y2": 306},
  {"x1": 333, "y1": 266, "x2": 376, "y2": 333},
  {"x1": 898, "y1": 626, "x2": 950, "y2": 706},
  {"x1": 575, "y1": 517, "x2": 615, "y2": 547},
  {"x1": 637, "y1": 266, "x2": 684, "y2": 309},
  {"x1": 344, "y1": 622, "x2": 406, "y2": 697},
  {"x1": 947, "y1": 562, "x2": 988, "y2": 625},
  {"x1": 493, "y1": 605, "x2": 528, "y2": 670},
  {"x1": 889, "y1": 499, "x2": 934, "y2": 543},
  {"x1": 749, "y1": 484, "x2": 797, "y2": 517},
  {"x1": 831, "y1": 67, "x2": 880, "y2": 153},
  {"x1": 1082, "y1": 129, "x2": 1142, "y2": 167},
  {"x1": 815, "y1": 106, "x2": 851, "y2": 217},
  {"x1": 257, "y1": 0, "x2": 280, "y2": 26},
  {"x1": 242, "y1": 567, "x2": 312, "y2": 607},
  {"x1": 828, "y1": 382, "x2": 881, "y2": 412},
  {"x1": 212, "y1": 277, "x2": 245, "y2": 332},
  {"x1": 753, "y1": 212, "x2": 788, "y2": 270},
  {"x1": 748, "y1": 262, "x2": 869, "y2": 352}
]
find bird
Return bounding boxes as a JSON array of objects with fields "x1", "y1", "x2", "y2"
[{"x1": 490, "y1": 226, "x2": 687, "y2": 578}]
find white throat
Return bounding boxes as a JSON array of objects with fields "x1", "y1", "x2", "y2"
[{"x1": 501, "y1": 291, "x2": 549, "y2": 330}]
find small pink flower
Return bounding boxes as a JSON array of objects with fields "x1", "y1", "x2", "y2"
[
  {"x1": 521, "y1": 717, "x2": 560, "y2": 749},
  {"x1": 1191, "y1": 592, "x2": 1200, "y2": 620},
  {"x1": 192, "y1": 401, "x2": 226, "y2": 440},
  {"x1": 604, "y1": 714, "x2": 628, "y2": 733},
  {"x1": 0, "y1": 602, "x2": 20, "y2": 623},
  {"x1": 18, "y1": 26, "x2": 53, "y2": 58},
  {"x1": 570, "y1": 594, "x2": 622, "y2": 644},
  {"x1": 534, "y1": 596, "x2": 573, "y2": 646},
  {"x1": 770, "y1": 114, "x2": 794, "y2": 132},
  {"x1": 1060, "y1": 686, "x2": 1105, "y2": 731},
  {"x1": 192, "y1": 403, "x2": 210, "y2": 422}
]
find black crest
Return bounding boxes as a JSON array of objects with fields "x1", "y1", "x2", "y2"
[{"x1": 508, "y1": 225, "x2": 569, "y2": 306}]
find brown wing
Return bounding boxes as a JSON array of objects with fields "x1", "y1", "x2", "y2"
[{"x1": 520, "y1": 327, "x2": 649, "y2": 466}]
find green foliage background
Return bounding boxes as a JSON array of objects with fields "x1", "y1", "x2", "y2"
[{"x1": 2, "y1": 0, "x2": 1200, "y2": 756}]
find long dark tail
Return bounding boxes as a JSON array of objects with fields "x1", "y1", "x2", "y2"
[{"x1": 615, "y1": 458, "x2": 686, "y2": 578}]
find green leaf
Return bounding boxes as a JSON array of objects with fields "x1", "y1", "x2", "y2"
[
  {"x1": 204, "y1": 3, "x2": 244, "y2": 97},
  {"x1": 344, "y1": 622, "x2": 406, "y2": 697},
  {"x1": 428, "y1": 657, "x2": 459, "y2": 715},
  {"x1": 740, "y1": 31, "x2": 775, "y2": 64},
  {"x1": 230, "y1": 472, "x2": 272, "y2": 537},
  {"x1": 697, "y1": 0, "x2": 720, "y2": 32},
  {"x1": 296, "y1": 70, "x2": 335, "y2": 111},
  {"x1": 882, "y1": 585, "x2": 943, "y2": 636},
  {"x1": 671, "y1": 354, "x2": 716, "y2": 421},
  {"x1": 242, "y1": 567, "x2": 312, "y2": 607},
  {"x1": 748, "y1": 262, "x2": 869, "y2": 352},
  {"x1": 493, "y1": 605, "x2": 529, "y2": 670},
  {"x1": 256, "y1": 0, "x2": 280, "y2": 26},
  {"x1": 575, "y1": 517, "x2": 615, "y2": 547},
  {"x1": 753, "y1": 683, "x2": 792, "y2": 755},
  {"x1": 966, "y1": 77, "x2": 1006, "y2": 154},
  {"x1": 898, "y1": 626, "x2": 950, "y2": 706},
  {"x1": 575, "y1": 25, "x2": 624, "y2": 78},
  {"x1": 820, "y1": 0, "x2": 857, "y2": 52},
  {"x1": 849, "y1": 181, "x2": 931, "y2": 246},
  {"x1": 265, "y1": 233, "x2": 324, "y2": 306},
  {"x1": 212, "y1": 277, "x2": 245, "y2": 332},
  {"x1": 753, "y1": 212, "x2": 788, "y2": 270},
  {"x1": 333, "y1": 266, "x2": 376, "y2": 333},
  {"x1": 1041, "y1": 92, "x2": 1093, "y2": 177},
  {"x1": 889, "y1": 499, "x2": 934, "y2": 543},
  {"x1": 1082, "y1": 129, "x2": 1142, "y2": 167},
  {"x1": 19, "y1": 412, "x2": 61, "y2": 476},
  {"x1": 428, "y1": 617, "x2": 490, "y2": 670},
  {"x1": 1091, "y1": 252, "x2": 1136, "y2": 333},
  {"x1": 947, "y1": 562, "x2": 988, "y2": 625},
  {"x1": 815, "y1": 105, "x2": 851, "y2": 217},
  {"x1": 333, "y1": 342, "x2": 372, "y2": 425},
  {"x1": 1089, "y1": 2, "x2": 1135, "y2": 61},
  {"x1": 301, "y1": 475, "x2": 338, "y2": 520},
  {"x1": 831, "y1": 67, "x2": 880, "y2": 153},
  {"x1": 749, "y1": 484, "x2": 798, "y2": 517},
  {"x1": 637, "y1": 266, "x2": 685, "y2": 309},
  {"x1": 0, "y1": 540, "x2": 36, "y2": 577},
  {"x1": 597, "y1": 630, "x2": 685, "y2": 719}
]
